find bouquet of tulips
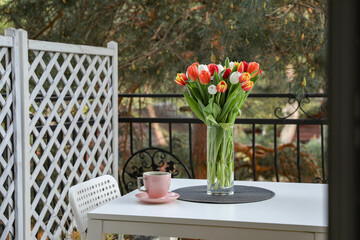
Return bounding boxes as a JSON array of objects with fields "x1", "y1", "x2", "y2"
[{"x1": 175, "y1": 57, "x2": 261, "y2": 193}]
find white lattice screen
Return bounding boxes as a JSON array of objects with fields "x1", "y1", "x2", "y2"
[
  {"x1": 0, "y1": 36, "x2": 15, "y2": 240},
  {"x1": 0, "y1": 28, "x2": 118, "y2": 240},
  {"x1": 27, "y1": 40, "x2": 118, "y2": 239}
]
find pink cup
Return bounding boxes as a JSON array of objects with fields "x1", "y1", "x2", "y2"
[{"x1": 137, "y1": 171, "x2": 171, "y2": 198}]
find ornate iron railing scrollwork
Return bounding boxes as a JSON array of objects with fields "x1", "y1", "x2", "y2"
[
  {"x1": 313, "y1": 177, "x2": 327, "y2": 183},
  {"x1": 274, "y1": 95, "x2": 327, "y2": 120},
  {"x1": 122, "y1": 147, "x2": 193, "y2": 193},
  {"x1": 274, "y1": 97, "x2": 300, "y2": 120}
]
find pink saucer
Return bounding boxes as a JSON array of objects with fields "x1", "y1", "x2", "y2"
[{"x1": 135, "y1": 192, "x2": 180, "y2": 203}]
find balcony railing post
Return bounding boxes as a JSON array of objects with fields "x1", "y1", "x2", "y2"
[{"x1": 5, "y1": 28, "x2": 31, "y2": 240}]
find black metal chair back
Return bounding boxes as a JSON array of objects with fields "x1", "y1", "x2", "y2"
[{"x1": 121, "y1": 147, "x2": 193, "y2": 193}]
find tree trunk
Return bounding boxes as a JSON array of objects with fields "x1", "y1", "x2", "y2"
[
  {"x1": 191, "y1": 124, "x2": 207, "y2": 179},
  {"x1": 146, "y1": 105, "x2": 166, "y2": 146}
]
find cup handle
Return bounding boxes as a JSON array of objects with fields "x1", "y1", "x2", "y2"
[{"x1": 137, "y1": 177, "x2": 147, "y2": 192}]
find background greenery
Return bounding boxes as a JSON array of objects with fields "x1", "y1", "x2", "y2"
[{"x1": 0, "y1": 0, "x2": 328, "y2": 95}]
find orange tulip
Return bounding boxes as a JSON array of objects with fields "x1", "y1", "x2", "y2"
[
  {"x1": 241, "y1": 80, "x2": 253, "y2": 91},
  {"x1": 247, "y1": 62, "x2": 260, "y2": 77},
  {"x1": 239, "y1": 72, "x2": 250, "y2": 83},
  {"x1": 198, "y1": 70, "x2": 211, "y2": 85},
  {"x1": 187, "y1": 63, "x2": 199, "y2": 81},
  {"x1": 174, "y1": 73, "x2": 188, "y2": 86},
  {"x1": 216, "y1": 81, "x2": 227, "y2": 93}
]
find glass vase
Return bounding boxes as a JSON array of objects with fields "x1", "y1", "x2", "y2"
[{"x1": 207, "y1": 125, "x2": 234, "y2": 195}]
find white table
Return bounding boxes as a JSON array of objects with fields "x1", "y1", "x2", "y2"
[{"x1": 88, "y1": 179, "x2": 328, "y2": 240}]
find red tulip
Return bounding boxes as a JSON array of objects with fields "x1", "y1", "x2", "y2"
[
  {"x1": 241, "y1": 80, "x2": 253, "y2": 91},
  {"x1": 174, "y1": 73, "x2": 188, "y2": 86},
  {"x1": 243, "y1": 61, "x2": 249, "y2": 72},
  {"x1": 216, "y1": 81, "x2": 227, "y2": 93},
  {"x1": 207, "y1": 64, "x2": 219, "y2": 76},
  {"x1": 239, "y1": 72, "x2": 250, "y2": 83},
  {"x1": 198, "y1": 70, "x2": 211, "y2": 85},
  {"x1": 237, "y1": 61, "x2": 248, "y2": 73},
  {"x1": 222, "y1": 68, "x2": 231, "y2": 80},
  {"x1": 187, "y1": 63, "x2": 199, "y2": 81},
  {"x1": 247, "y1": 62, "x2": 260, "y2": 77}
]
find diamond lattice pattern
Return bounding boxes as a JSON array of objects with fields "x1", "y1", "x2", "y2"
[
  {"x1": 28, "y1": 50, "x2": 115, "y2": 239},
  {"x1": 0, "y1": 46, "x2": 15, "y2": 240}
]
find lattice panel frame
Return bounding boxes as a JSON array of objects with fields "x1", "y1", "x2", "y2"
[
  {"x1": 28, "y1": 46, "x2": 117, "y2": 239},
  {"x1": 0, "y1": 44, "x2": 15, "y2": 240}
]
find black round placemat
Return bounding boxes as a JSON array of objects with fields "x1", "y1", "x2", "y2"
[{"x1": 173, "y1": 185, "x2": 275, "y2": 204}]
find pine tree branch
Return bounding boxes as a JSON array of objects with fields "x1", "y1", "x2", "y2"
[{"x1": 31, "y1": 10, "x2": 63, "y2": 39}]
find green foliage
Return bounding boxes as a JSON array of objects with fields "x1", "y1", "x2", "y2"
[
  {"x1": 1, "y1": 0, "x2": 328, "y2": 95},
  {"x1": 201, "y1": 0, "x2": 328, "y2": 96}
]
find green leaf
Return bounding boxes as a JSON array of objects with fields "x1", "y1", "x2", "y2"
[
  {"x1": 198, "y1": 99, "x2": 206, "y2": 110},
  {"x1": 219, "y1": 95, "x2": 241, "y2": 122},
  {"x1": 202, "y1": 83, "x2": 210, "y2": 105},
  {"x1": 225, "y1": 57, "x2": 230, "y2": 69},
  {"x1": 230, "y1": 65, "x2": 238, "y2": 74},
  {"x1": 213, "y1": 71, "x2": 220, "y2": 85},
  {"x1": 219, "y1": 123, "x2": 233, "y2": 130},
  {"x1": 251, "y1": 75, "x2": 260, "y2": 85},
  {"x1": 196, "y1": 81, "x2": 206, "y2": 102},
  {"x1": 190, "y1": 86, "x2": 203, "y2": 103},
  {"x1": 203, "y1": 101, "x2": 213, "y2": 116},
  {"x1": 183, "y1": 93, "x2": 205, "y2": 123},
  {"x1": 228, "y1": 108, "x2": 241, "y2": 124},
  {"x1": 218, "y1": 84, "x2": 242, "y2": 121},
  {"x1": 213, "y1": 102, "x2": 221, "y2": 119},
  {"x1": 206, "y1": 114, "x2": 220, "y2": 126},
  {"x1": 209, "y1": 96, "x2": 214, "y2": 105},
  {"x1": 220, "y1": 92, "x2": 226, "y2": 106}
]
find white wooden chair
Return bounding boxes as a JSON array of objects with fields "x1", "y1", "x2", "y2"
[{"x1": 69, "y1": 175, "x2": 121, "y2": 239}]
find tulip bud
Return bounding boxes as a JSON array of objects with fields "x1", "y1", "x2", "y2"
[
  {"x1": 229, "y1": 61, "x2": 235, "y2": 69},
  {"x1": 174, "y1": 73, "x2": 187, "y2": 86},
  {"x1": 217, "y1": 64, "x2": 224, "y2": 73},
  {"x1": 229, "y1": 72, "x2": 241, "y2": 84},
  {"x1": 234, "y1": 62, "x2": 241, "y2": 70},
  {"x1": 241, "y1": 80, "x2": 253, "y2": 91},
  {"x1": 247, "y1": 62, "x2": 260, "y2": 77},
  {"x1": 238, "y1": 61, "x2": 248, "y2": 73},
  {"x1": 207, "y1": 64, "x2": 219, "y2": 76},
  {"x1": 222, "y1": 68, "x2": 232, "y2": 80},
  {"x1": 187, "y1": 63, "x2": 199, "y2": 81},
  {"x1": 217, "y1": 81, "x2": 227, "y2": 93},
  {"x1": 243, "y1": 61, "x2": 249, "y2": 72},
  {"x1": 238, "y1": 62, "x2": 244, "y2": 73},
  {"x1": 198, "y1": 64, "x2": 209, "y2": 73},
  {"x1": 239, "y1": 72, "x2": 251, "y2": 83},
  {"x1": 208, "y1": 85, "x2": 217, "y2": 95},
  {"x1": 198, "y1": 70, "x2": 211, "y2": 85}
]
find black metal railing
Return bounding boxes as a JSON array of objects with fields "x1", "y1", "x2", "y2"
[
  {"x1": 119, "y1": 93, "x2": 328, "y2": 187},
  {"x1": 29, "y1": 92, "x2": 328, "y2": 192}
]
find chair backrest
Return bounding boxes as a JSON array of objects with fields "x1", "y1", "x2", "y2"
[
  {"x1": 68, "y1": 175, "x2": 121, "y2": 237},
  {"x1": 122, "y1": 147, "x2": 193, "y2": 193}
]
